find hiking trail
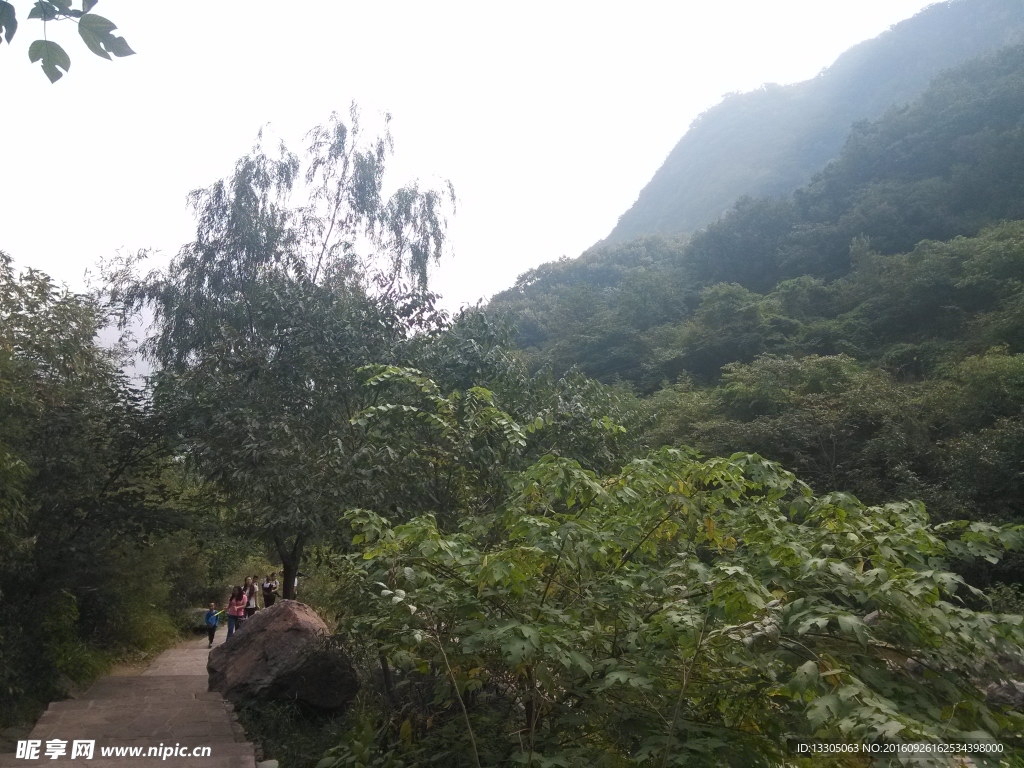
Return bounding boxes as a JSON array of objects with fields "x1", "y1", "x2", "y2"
[{"x1": 0, "y1": 633, "x2": 258, "y2": 767}]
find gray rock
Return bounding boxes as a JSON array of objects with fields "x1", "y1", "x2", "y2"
[
  {"x1": 207, "y1": 600, "x2": 358, "y2": 711},
  {"x1": 256, "y1": 761, "x2": 279, "y2": 768},
  {"x1": 986, "y1": 680, "x2": 1024, "y2": 709},
  {"x1": 996, "y1": 652, "x2": 1024, "y2": 679}
]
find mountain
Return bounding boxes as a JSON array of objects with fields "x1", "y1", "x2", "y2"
[
  {"x1": 603, "y1": 0, "x2": 1024, "y2": 245},
  {"x1": 493, "y1": 41, "x2": 1024, "y2": 387},
  {"x1": 489, "y1": 39, "x2": 1024, "y2": 530}
]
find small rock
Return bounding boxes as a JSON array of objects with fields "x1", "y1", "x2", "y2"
[{"x1": 256, "y1": 761, "x2": 279, "y2": 768}]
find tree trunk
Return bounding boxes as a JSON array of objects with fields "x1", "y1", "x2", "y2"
[
  {"x1": 275, "y1": 532, "x2": 305, "y2": 600},
  {"x1": 380, "y1": 651, "x2": 397, "y2": 706}
]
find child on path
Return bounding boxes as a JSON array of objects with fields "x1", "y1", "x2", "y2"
[
  {"x1": 226, "y1": 586, "x2": 246, "y2": 639},
  {"x1": 205, "y1": 602, "x2": 220, "y2": 648}
]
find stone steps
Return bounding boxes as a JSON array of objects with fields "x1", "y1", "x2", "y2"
[{"x1": 0, "y1": 635, "x2": 257, "y2": 768}]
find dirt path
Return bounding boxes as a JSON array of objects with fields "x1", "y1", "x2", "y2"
[{"x1": 0, "y1": 633, "x2": 257, "y2": 768}]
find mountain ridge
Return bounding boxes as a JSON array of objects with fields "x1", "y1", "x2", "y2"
[{"x1": 602, "y1": 0, "x2": 1024, "y2": 246}]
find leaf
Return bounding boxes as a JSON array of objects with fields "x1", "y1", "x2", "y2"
[
  {"x1": 83, "y1": 0, "x2": 98, "y2": 10},
  {"x1": 836, "y1": 614, "x2": 869, "y2": 647},
  {"x1": 788, "y1": 660, "x2": 819, "y2": 694},
  {"x1": 877, "y1": 719, "x2": 905, "y2": 739},
  {"x1": 28, "y1": 40, "x2": 70, "y2": 83},
  {"x1": 806, "y1": 693, "x2": 842, "y2": 729},
  {"x1": 28, "y1": 2, "x2": 59, "y2": 21},
  {"x1": 519, "y1": 624, "x2": 541, "y2": 647},
  {"x1": 568, "y1": 650, "x2": 593, "y2": 676},
  {"x1": 0, "y1": 2, "x2": 17, "y2": 44},
  {"x1": 78, "y1": 13, "x2": 134, "y2": 59}
]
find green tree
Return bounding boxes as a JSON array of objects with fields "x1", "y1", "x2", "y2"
[
  {"x1": 0, "y1": 0, "x2": 133, "y2": 82},
  {"x1": 113, "y1": 108, "x2": 455, "y2": 599},
  {"x1": 0, "y1": 253, "x2": 194, "y2": 722},
  {"x1": 316, "y1": 377, "x2": 1024, "y2": 766}
]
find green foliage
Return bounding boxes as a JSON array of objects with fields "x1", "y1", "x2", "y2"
[
  {"x1": 317, "y1": 394, "x2": 1024, "y2": 765},
  {"x1": 646, "y1": 346, "x2": 1024, "y2": 531},
  {"x1": 341, "y1": 359, "x2": 646, "y2": 533},
  {"x1": 28, "y1": 37, "x2": 67, "y2": 82},
  {"x1": 0, "y1": 254, "x2": 240, "y2": 725},
  {"x1": 494, "y1": 72, "x2": 1024, "y2": 528},
  {"x1": 235, "y1": 701, "x2": 349, "y2": 768},
  {"x1": 490, "y1": 236, "x2": 693, "y2": 385},
  {"x1": 497, "y1": 44, "x2": 1024, "y2": 387},
  {"x1": 110, "y1": 108, "x2": 456, "y2": 597},
  {"x1": 76, "y1": 11, "x2": 132, "y2": 59},
  {"x1": 632, "y1": 217, "x2": 1024, "y2": 525},
  {"x1": 3, "y1": 1, "x2": 133, "y2": 82}
]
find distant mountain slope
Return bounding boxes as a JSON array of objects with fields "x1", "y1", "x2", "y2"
[
  {"x1": 604, "y1": 0, "x2": 1024, "y2": 245},
  {"x1": 494, "y1": 42, "x2": 1024, "y2": 387}
]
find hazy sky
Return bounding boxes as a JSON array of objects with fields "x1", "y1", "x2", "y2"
[{"x1": 3, "y1": 0, "x2": 936, "y2": 311}]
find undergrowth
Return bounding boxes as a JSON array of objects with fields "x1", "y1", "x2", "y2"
[{"x1": 235, "y1": 700, "x2": 349, "y2": 768}]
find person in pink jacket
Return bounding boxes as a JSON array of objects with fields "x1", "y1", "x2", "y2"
[{"x1": 226, "y1": 586, "x2": 246, "y2": 639}]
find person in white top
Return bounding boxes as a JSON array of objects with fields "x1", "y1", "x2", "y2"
[{"x1": 243, "y1": 576, "x2": 259, "y2": 618}]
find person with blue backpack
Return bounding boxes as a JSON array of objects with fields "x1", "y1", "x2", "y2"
[{"x1": 204, "y1": 602, "x2": 221, "y2": 648}]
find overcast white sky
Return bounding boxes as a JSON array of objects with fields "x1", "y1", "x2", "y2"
[{"x1": 3, "y1": 0, "x2": 936, "y2": 311}]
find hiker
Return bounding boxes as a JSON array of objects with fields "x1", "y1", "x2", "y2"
[
  {"x1": 226, "y1": 586, "x2": 246, "y2": 638},
  {"x1": 204, "y1": 602, "x2": 220, "y2": 648},
  {"x1": 262, "y1": 572, "x2": 279, "y2": 607},
  {"x1": 243, "y1": 576, "x2": 259, "y2": 618}
]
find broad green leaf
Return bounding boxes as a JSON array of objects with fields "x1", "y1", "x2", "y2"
[
  {"x1": 806, "y1": 693, "x2": 842, "y2": 729},
  {"x1": 789, "y1": 660, "x2": 819, "y2": 694},
  {"x1": 78, "y1": 12, "x2": 134, "y2": 59},
  {"x1": 836, "y1": 614, "x2": 869, "y2": 647},
  {"x1": 0, "y1": 1, "x2": 16, "y2": 44},
  {"x1": 568, "y1": 650, "x2": 593, "y2": 676},
  {"x1": 28, "y1": 39, "x2": 70, "y2": 82}
]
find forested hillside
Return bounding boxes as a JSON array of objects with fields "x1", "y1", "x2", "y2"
[
  {"x1": 493, "y1": 42, "x2": 1024, "y2": 532},
  {"x1": 604, "y1": 0, "x2": 1024, "y2": 244}
]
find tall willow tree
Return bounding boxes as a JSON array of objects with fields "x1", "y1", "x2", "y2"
[{"x1": 113, "y1": 106, "x2": 455, "y2": 598}]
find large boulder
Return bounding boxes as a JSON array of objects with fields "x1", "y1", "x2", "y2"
[{"x1": 207, "y1": 600, "x2": 358, "y2": 711}]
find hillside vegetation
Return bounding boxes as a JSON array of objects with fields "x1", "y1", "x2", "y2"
[
  {"x1": 605, "y1": 0, "x2": 1024, "y2": 244},
  {"x1": 493, "y1": 42, "x2": 1024, "y2": 532}
]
